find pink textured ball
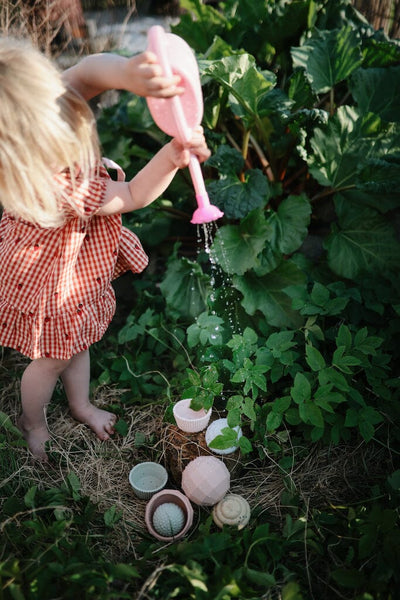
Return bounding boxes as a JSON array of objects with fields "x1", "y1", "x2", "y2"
[{"x1": 181, "y1": 456, "x2": 230, "y2": 506}]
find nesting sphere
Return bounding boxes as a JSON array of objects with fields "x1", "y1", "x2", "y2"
[{"x1": 181, "y1": 456, "x2": 230, "y2": 505}]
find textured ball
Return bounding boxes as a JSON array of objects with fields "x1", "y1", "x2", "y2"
[
  {"x1": 213, "y1": 494, "x2": 251, "y2": 529},
  {"x1": 152, "y1": 502, "x2": 185, "y2": 537},
  {"x1": 181, "y1": 456, "x2": 230, "y2": 506}
]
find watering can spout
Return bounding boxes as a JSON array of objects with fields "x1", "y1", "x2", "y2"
[
  {"x1": 191, "y1": 194, "x2": 224, "y2": 224},
  {"x1": 188, "y1": 155, "x2": 223, "y2": 224}
]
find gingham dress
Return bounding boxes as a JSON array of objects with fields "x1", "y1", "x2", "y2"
[{"x1": 0, "y1": 165, "x2": 148, "y2": 360}]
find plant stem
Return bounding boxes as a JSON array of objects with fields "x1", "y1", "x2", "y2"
[
  {"x1": 311, "y1": 184, "x2": 355, "y2": 202},
  {"x1": 249, "y1": 133, "x2": 275, "y2": 181},
  {"x1": 329, "y1": 87, "x2": 335, "y2": 116},
  {"x1": 242, "y1": 128, "x2": 251, "y2": 162}
]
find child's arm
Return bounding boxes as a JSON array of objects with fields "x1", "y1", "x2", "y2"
[
  {"x1": 62, "y1": 52, "x2": 183, "y2": 100},
  {"x1": 97, "y1": 127, "x2": 210, "y2": 216}
]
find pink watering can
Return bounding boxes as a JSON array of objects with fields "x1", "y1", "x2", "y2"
[{"x1": 146, "y1": 25, "x2": 224, "y2": 224}]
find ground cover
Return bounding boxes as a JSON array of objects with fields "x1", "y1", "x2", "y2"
[{"x1": 1, "y1": 1, "x2": 400, "y2": 598}]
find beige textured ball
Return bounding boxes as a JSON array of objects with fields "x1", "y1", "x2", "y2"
[{"x1": 181, "y1": 456, "x2": 230, "y2": 506}]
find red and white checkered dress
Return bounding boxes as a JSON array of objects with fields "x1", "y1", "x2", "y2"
[{"x1": 0, "y1": 165, "x2": 148, "y2": 360}]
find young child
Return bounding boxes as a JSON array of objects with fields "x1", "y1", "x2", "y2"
[{"x1": 0, "y1": 37, "x2": 210, "y2": 460}]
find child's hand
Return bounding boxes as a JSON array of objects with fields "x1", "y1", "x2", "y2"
[
  {"x1": 169, "y1": 127, "x2": 211, "y2": 169},
  {"x1": 124, "y1": 51, "x2": 184, "y2": 98}
]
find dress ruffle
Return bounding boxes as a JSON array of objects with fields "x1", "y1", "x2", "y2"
[{"x1": 0, "y1": 288, "x2": 116, "y2": 360}]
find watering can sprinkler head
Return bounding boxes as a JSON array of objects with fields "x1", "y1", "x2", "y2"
[
  {"x1": 190, "y1": 194, "x2": 224, "y2": 225},
  {"x1": 187, "y1": 152, "x2": 224, "y2": 224}
]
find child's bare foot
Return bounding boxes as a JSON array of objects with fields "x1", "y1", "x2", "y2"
[
  {"x1": 17, "y1": 415, "x2": 50, "y2": 461},
  {"x1": 70, "y1": 403, "x2": 117, "y2": 441}
]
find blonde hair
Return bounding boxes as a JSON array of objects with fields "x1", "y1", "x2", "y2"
[{"x1": 0, "y1": 37, "x2": 101, "y2": 228}]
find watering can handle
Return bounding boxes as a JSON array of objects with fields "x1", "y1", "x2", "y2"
[
  {"x1": 147, "y1": 26, "x2": 224, "y2": 224},
  {"x1": 148, "y1": 26, "x2": 211, "y2": 203},
  {"x1": 148, "y1": 26, "x2": 192, "y2": 145}
]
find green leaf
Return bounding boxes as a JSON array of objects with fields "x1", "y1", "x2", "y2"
[
  {"x1": 110, "y1": 563, "x2": 140, "y2": 579},
  {"x1": 203, "y1": 53, "x2": 276, "y2": 126},
  {"x1": 24, "y1": 486, "x2": 37, "y2": 509},
  {"x1": 0, "y1": 411, "x2": 23, "y2": 437},
  {"x1": 266, "y1": 330, "x2": 296, "y2": 356},
  {"x1": 268, "y1": 194, "x2": 312, "y2": 254},
  {"x1": 206, "y1": 144, "x2": 245, "y2": 177},
  {"x1": 244, "y1": 567, "x2": 275, "y2": 587},
  {"x1": 292, "y1": 26, "x2": 362, "y2": 93},
  {"x1": 388, "y1": 470, "x2": 400, "y2": 491},
  {"x1": 242, "y1": 397, "x2": 257, "y2": 421},
  {"x1": 231, "y1": 358, "x2": 267, "y2": 398},
  {"x1": 211, "y1": 209, "x2": 272, "y2": 275},
  {"x1": 333, "y1": 346, "x2": 362, "y2": 374},
  {"x1": 282, "y1": 581, "x2": 303, "y2": 600},
  {"x1": 172, "y1": 0, "x2": 229, "y2": 52},
  {"x1": 115, "y1": 419, "x2": 129, "y2": 437},
  {"x1": 208, "y1": 427, "x2": 238, "y2": 450},
  {"x1": 325, "y1": 197, "x2": 400, "y2": 278},
  {"x1": 305, "y1": 344, "x2": 326, "y2": 371},
  {"x1": 310, "y1": 282, "x2": 330, "y2": 307},
  {"x1": 160, "y1": 256, "x2": 209, "y2": 319},
  {"x1": 350, "y1": 65, "x2": 400, "y2": 122},
  {"x1": 203, "y1": 364, "x2": 222, "y2": 389},
  {"x1": 66, "y1": 472, "x2": 81, "y2": 501},
  {"x1": 359, "y1": 420, "x2": 375, "y2": 442},
  {"x1": 273, "y1": 396, "x2": 292, "y2": 413},
  {"x1": 307, "y1": 105, "x2": 400, "y2": 198},
  {"x1": 239, "y1": 435, "x2": 253, "y2": 454},
  {"x1": 299, "y1": 402, "x2": 324, "y2": 428},
  {"x1": 362, "y1": 33, "x2": 400, "y2": 68},
  {"x1": 233, "y1": 260, "x2": 306, "y2": 328},
  {"x1": 227, "y1": 408, "x2": 241, "y2": 427},
  {"x1": 336, "y1": 324, "x2": 352, "y2": 351},
  {"x1": 288, "y1": 69, "x2": 317, "y2": 110},
  {"x1": 187, "y1": 313, "x2": 225, "y2": 347},
  {"x1": 267, "y1": 410, "x2": 283, "y2": 431},
  {"x1": 307, "y1": 105, "x2": 361, "y2": 189},
  {"x1": 314, "y1": 396, "x2": 334, "y2": 414},
  {"x1": 207, "y1": 169, "x2": 271, "y2": 220},
  {"x1": 104, "y1": 505, "x2": 122, "y2": 527},
  {"x1": 354, "y1": 327, "x2": 383, "y2": 354},
  {"x1": 331, "y1": 568, "x2": 365, "y2": 589},
  {"x1": 291, "y1": 372, "x2": 311, "y2": 404},
  {"x1": 319, "y1": 367, "x2": 350, "y2": 392}
]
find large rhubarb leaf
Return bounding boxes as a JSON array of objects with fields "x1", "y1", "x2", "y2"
[
  {"x1": 291, "y1": 26, "x2": 362, "y2": 93},
  {"x1": 210, "y1": 209, "x2": 271, "y2": 275},
  {"x1": 325, "y1": 195, "x2": 400, "y2": 278},
  {"x1": 267, "y1": 194, "x2": 312, "y2": 254},
  {"x1": 160, "y1": 256, "x2": 210, "y2": 319},
  {"x1": 350, "y1": 65, "x2": 400, "y2": 122},
  {"x1": 233, "y1": 260, "x2": 306, "y2": 328}
]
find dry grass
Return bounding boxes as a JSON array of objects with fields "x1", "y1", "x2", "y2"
[
  {"x1": 0, "y1": 349, "x2": 390, "y2": 563},
  {"x1": 1, "y1": 0, "x2": 79, "y2": 56},
  {"x1": 0, "y1": 350, "x2": 165, "y2": 560}
]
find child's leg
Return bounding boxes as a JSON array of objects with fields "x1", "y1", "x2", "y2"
[
  {"x1": 61, "y1": 349, "x2": 116, "y2": 441},
  {"x1": 20, "y1": 357, "x2": 70, "y2": 459}
]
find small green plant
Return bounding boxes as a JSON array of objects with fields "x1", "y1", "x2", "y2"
[{"x1": 0, "y1": 469, "x2": 140, "y2": 599}]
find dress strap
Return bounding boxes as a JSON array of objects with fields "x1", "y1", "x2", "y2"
[{"x1": 101, "y1": 157, "x2": 126, "y2": 182}]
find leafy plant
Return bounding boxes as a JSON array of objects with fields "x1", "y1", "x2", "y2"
[{"x1": 3, "y1": 2, "x2": 400, "y2": 599}]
